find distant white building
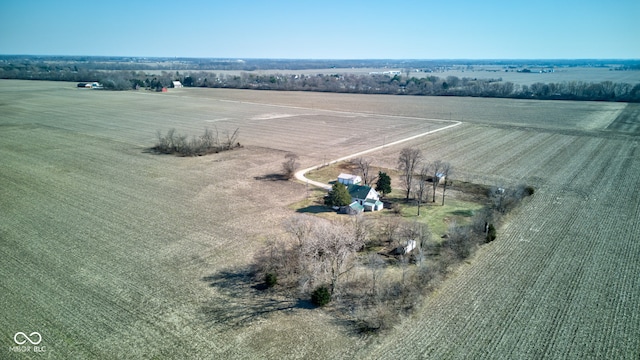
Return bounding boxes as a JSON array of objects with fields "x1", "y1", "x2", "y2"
[
  {"x1": 337, "y1": 173, "x2": 362, "y2": 185},
  {"x1": 172, "y1": 81, "x2": 183, "y2": 88}
]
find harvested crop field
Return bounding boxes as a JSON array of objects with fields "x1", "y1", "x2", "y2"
[{"x1": 1, "y1": 80, "x2": 639, "y2": 358}]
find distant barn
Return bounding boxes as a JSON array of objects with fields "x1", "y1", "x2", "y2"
[{"x1": 76, "y1": 82, "x2": 102, "y2": 89}]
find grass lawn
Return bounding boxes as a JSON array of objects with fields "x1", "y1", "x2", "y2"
[
  {"x1": 394, "y1": 197, "x2": 484, "y2": 238},
  {"x1": 290, "y1": 175, "x2": 485, "y2": 239},
  {"x1": 305, "y1": 161, "x2": 397, "y2": 186}
]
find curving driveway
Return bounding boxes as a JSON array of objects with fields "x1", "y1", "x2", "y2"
[{"x1": 294, "y1": 121, "x2": 462, "y2": 190}]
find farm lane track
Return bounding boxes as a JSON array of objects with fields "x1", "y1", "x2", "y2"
[{"x1": 1, "y1": 80, "x2": 639, "y2": 359}]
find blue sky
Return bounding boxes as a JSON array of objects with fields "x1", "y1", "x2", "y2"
[{"x1": 1, "y1": 0, "x2": 638, "y2": 59}]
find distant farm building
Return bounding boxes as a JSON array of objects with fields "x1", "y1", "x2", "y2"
[
  {"x1": 172, "y1": 81, "x2": 183, "y2": 88},
  {"x1": 338, "y1": 173, "x2": 362, "y2": 185},
  {"x1": 77, "y1": 82, "x2": 103, "y2": 89}
]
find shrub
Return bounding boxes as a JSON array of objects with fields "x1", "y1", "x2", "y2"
[
  {"x1": 282, "y1": 153, "x2": 300, "y2": 179},
  {"x1": 311, "y1": 286, "x2": 331, "y2": 307},
  {"x1": 265, "y1": 273, "x2": 277, "y2": 288},
  {"x1": 486, "y1": 224, "x2": 497, "y2": 243},
  {"x1": 390, "y1": 203, "x2": 402, "y2": 215},
  {"x1": 524, "y1": 186, "x2": 535, "y2": 196}
]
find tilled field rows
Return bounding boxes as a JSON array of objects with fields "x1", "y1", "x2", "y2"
[
  {"x1": 0, "y1": 118, "x2": 357, "y2": 358},
  {"x1": 0, "y1": 81, "x2": 452, "y2": 167},
  {"x1": 176, "y1": 87, "x2": 627, "y2": 132},
  {"x1": 360, "y1": 129, "x2": 640, "y2": 358},
  {"x1": 2, "y1": 80, "x2": 639, "y2": 359}
]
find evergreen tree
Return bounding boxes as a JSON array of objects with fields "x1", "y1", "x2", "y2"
[
  {"x1": 376, "y1": 172, "x2": 392, "y2": 197},
  {"x1": 326, "y1": 183, "x2": 352, "y2": 207}
]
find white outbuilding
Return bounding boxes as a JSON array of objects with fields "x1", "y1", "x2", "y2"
[{"x1": 337, "y1": 173, "x2": 362, "y2": 185}]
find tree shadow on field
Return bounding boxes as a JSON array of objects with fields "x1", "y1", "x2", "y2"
[
  {"x1": 296, "y1": 205, "x2": 334, "y2": 214},
  {"x1": 254, "y1": 173, "x2": 288, "y2": 181},
  {"x1": 200, "y1": 268, "x2": 313, "y2": 328}
]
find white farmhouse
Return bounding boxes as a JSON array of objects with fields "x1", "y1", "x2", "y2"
[{"x1": 347, "y1": 184, "x2": 383, "y2": 211}]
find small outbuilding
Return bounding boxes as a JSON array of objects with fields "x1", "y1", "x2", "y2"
[
  {"x1": 338, "y1": 173, "x2": 362, "y2": 185},
  {"x1": 339, "y1": 201, "x2": 364, "y2": 215},
  {"x1": 172, "y1": 81, "x2": 183, "y2": 88},
  {"x1": 393, "y1": 240, "x2": 417, "y2": 255},
  {"x1": 363, "y1": 199, "x2": 384, "y2": 212}
]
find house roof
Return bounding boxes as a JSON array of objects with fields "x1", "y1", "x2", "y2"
[
  {"x1": 349, "y1": 201, "x2": 364, "y2": 211},
  {"x1": 347, "y1": 184, "x2": 373, "y2": 200},
  {"x1": 338, "y1": 173, "x2": 360, "y2": 180}
]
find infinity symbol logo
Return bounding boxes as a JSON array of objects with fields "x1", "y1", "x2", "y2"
[{"x1": 14, "y1": 332, "x2": 42, "y2": 345}]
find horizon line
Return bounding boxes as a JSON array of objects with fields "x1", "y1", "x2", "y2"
[{"x1": 1, "y1": 54, "x2": 639, "y2": 62}]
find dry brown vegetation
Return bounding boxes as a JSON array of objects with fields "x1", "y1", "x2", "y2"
[
  {"x1": 152, "y1": 127, "x2": 240, "y2": 156},
  {"x1": 1, "y1": 80, "x2": 639, "y2": 359}
]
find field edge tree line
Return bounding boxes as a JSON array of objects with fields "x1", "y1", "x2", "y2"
[{"x1": 2, "y1": 57, "x2": 639, "y2": 102}]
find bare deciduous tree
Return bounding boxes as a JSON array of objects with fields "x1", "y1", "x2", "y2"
[
  {"x1": 353, "y1": 157, "x2": 377, "y2": 186},
  {"x1": 398, "y1": 147, "x2": 423, "y2": 200},
  {"x1": 440, "y1": 162, "x2": 452, "y2": 206},
  {"x1": 430, "y1": 160, "x2": 443, "y2": 203},
  {"x1": 283, "y1": 214, "x2": 313, "y2": 247},
  {"x1": 367, "y1": 253, "x2": 385, "y2": 297},
  {"x1": 352, "y1": 213, "x2": 370, "y2": 246},
  {"x1": 282, "y1": 153, "x2": 300, "y2": 180},
  {"x1": 379, "y1": 216, "x2": 401, "y2": 245},
  {"x1": 312, "y1": 221, "x2": 362, "y2": 295},
  {"x1": 413, "y1": 163, "x2": 430, "y2": 216},
  {"x1": 223, "y1": 128, "x2": 240, "y2": 150}
]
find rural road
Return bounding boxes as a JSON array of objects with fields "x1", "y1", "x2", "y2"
[{"x1": 294, "y1": 120, "x2": 462, "y2": 190}]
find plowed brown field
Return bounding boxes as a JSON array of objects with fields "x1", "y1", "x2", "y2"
[{"x1": 1, "y1": 80, "x2": 638, "y2": 359}]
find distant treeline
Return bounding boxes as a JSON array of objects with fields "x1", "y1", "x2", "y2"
[
  {"x1": 180, "y1": 71, "x2": 640, "y2": 102},
  {"x1": 2, "y1": 55, "x2": 639, "y2": 71},
  {"x1": 1, "y1": 56, "x2": 639, "y2": 102}
]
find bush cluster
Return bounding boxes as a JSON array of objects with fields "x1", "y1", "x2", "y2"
[
  {"x1": 152, "y1": 128, "x2": 239, "y2": 156},
  {"x1": 311, "y1": 286, "x2": 331, "y2": 307},
  {"x1": 486, "y1": 224, "x2": 497, "y2": 243},
  {"x1": 265, "y1": 273, "x2": 277, "y2": 288}
]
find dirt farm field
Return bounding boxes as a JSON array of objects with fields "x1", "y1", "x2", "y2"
[{"x1": 1, "y1": 80, "x2": 639, "y2": 358}]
